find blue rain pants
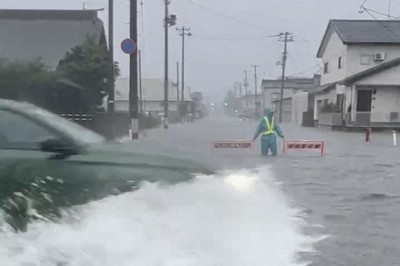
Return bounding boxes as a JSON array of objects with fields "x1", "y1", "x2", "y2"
[{"x1": 261, "y1": 134, "x2": 278, "y2": 156}]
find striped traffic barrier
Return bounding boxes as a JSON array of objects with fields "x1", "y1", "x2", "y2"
[
  {"x1": 211, "y1": 140, "x2": 254, "y2": 151},
  {"x1": 283, "y1": 140, "x2": 325, "y2": 155}
]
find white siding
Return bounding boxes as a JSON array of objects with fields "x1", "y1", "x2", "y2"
[
  {"x1": 320, "y1": 31, "x2": 347, "y2": 85},
  {"x1": 371, "y1": 87, "x2": 400, "y2": 122},
  {"x1": 291, "y1": 92, "x2": 309, "y2": 125},
  {"x1": 347, "y1": 45, "x2": 400, "y2": 78},
  {"x1": 355, "y1": 64, "x2": 400, "y2": 86}
]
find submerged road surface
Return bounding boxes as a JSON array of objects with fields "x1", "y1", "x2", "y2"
[
  {"x1": 141, "y1": 114, "x2": 400, "y2": 266},
  {"x1": 1, "y1": 114, "x2": 399, "y2": 266}
]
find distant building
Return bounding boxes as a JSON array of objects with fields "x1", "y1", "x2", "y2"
[
  {"x1": 262, "y1": 75, "x2": 320, "y2": 109},
  {"x1": 0, "y1": 9, "x2": 106, "y2": 68},
  {"x1": 314, "y1": 19, "x2": 400, "y2": 129},
  {"x1": 262, "y1": 75, "x2": 320, "y2": 123},
  {"x1": 115, "y1": 78, "x2": 193, "y2": 117}
]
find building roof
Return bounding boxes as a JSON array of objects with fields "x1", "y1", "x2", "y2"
[
  {"x1": 317, "y1": 19, "x2": 400, "y2": 58},
  {"x1": 262, "y1": 76, "x2": 319, "y2": 91},
  {"x1": 0, "y1": 9, "x2": 105, "y2": 69},
  {"x1": 309, "y1": 83, "x2": 336, "y2": 95},
  {"x1": 0, "y1": 9, "x2": 99, "y2": 20},
  {"x1": 340, "y1": 56, "x2": 400, "y2": 85},
  {"x1": 311, "y1": 56, "x2": 400, "y2": 95}
]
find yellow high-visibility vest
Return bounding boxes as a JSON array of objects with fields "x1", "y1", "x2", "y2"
[{"x1": 263, "y1": 116, "x2": 275, "y2": 135}]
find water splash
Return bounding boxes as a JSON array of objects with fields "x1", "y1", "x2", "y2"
[{"x1": 0, "y1": 167, "x2": 314, "y2": 266}]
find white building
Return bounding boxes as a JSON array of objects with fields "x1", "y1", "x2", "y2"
[
  {"x1": 263, "y1": 76, "x2": 320, "y2": 124},
  {"x1": 315, "y1": 19, "x2": 400, "y2": 128},
  {"x1": 262, "y1": 76, "x2": 319, "y2": 109},
  {"x1": 115, "y1": 78, "x2": 193, "y2": 115}
]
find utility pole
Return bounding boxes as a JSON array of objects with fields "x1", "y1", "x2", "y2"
[
  {"x1": 177, "y1": 62, "x2": 180, "y2": 100},
  {"x1": 176, "y1": 26, "x2": 192, "y2": 101},
  {"x1": 107, "y1": 0, "x2": 115, "y2": 113},
  {"x1": 129, "y1": 0, "x2": 139, "y2": 139},
  {"x1": 139, "y1": 50, "x2": 143, "y2": 113},
  {"x1": 251, "y1": 65, "x2": 260, "y2": 118},
  {"x1": 244, "y1": 70, "x2": 249, "y2": 107},
  {"x1": 163, "y1": 0, "x2": 176, "y2": 129},
  {"x1": 277, "y1": 32, "x2": 294, "y2": 123}
]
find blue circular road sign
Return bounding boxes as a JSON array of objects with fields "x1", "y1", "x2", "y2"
[{"x1": 121, "y1": 38, "x2": 137, "y2": 54}]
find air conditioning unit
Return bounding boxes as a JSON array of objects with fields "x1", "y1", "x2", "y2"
[{"x1": 374, "y1": 52, "x2": 386, "y2": 61}]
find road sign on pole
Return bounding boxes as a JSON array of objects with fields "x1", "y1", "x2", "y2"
[{"x1": 121, "y1": 38, "x2": 137, "y2": 54}]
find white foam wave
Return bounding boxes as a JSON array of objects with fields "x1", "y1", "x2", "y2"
[{"x1": 0, "y1": 167, "x2": 314, "y2": 266}]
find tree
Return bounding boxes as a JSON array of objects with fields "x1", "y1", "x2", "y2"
[
  {"x1": 0, "y1": 61, "x2": 58, "y2": 108},
  {"x1": 57, "y1": 38, "x2": 118, "y2": 112}
]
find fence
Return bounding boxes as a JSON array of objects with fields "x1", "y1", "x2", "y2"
[{"x1": 60, "y1": 112, "x2": 161, "y2": 139}]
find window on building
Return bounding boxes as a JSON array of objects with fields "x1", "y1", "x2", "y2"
[
  {"x1": 323, "y1": 62, "x2": 329, "y2": 74},
  {"x1": 338, "y1": 56, "x2": 343, "y2": 69},
  {"x1": 360, "y1": 55, "x2": 372, "y2": 65}
]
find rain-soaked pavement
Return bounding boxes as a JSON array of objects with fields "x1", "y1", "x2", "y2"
[{"x1": 140, "y1": 113, "x2": 400, "y2": 266}]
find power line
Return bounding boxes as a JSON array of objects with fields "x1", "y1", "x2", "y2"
[
  {"x1": 184, "y1": 0, "x2": 276, "y2": 33},
  {"x1": 361, "y1": 6, "x2": 400, "y2": 19},
  {"x1": 361, "y1": 6, "x2": 400, "y2": 38}
]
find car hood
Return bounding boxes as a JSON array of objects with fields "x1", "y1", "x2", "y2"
[{"x1": 84, "y1": 141, "x2": 216, "y2": 176}]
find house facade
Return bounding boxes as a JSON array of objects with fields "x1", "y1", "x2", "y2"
[{"x1": 315, "y1": 20, "x2": 400, "y2": 128}]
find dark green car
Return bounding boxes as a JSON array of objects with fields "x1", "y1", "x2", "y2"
[{"x1": 0, "y1": 99, "x2": 213, "y2": 231}]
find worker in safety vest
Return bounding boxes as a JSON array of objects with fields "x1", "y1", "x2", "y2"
[{"x1": 252, "y1": 108, "x2": 284, "y2": 156}]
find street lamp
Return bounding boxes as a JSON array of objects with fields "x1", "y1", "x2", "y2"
[{"x1": 163, "y1": 0, "x2": 177, "y2": 129}]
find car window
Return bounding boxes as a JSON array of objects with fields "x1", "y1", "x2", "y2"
[
  {"x1": 0, "y1": 109, "x2": 56, "y2": 150},
  {"x1": 28, "y1": 106, "x2": 105, "y2": 145}
]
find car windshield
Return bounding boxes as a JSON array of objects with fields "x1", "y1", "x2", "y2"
[{"x1": 27, "y1": 105, "x2": 105, "y2": 145}]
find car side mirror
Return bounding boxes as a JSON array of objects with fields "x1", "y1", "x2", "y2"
[{"x1": 40, "y1": 138, "x2": 79, "y2": 156}]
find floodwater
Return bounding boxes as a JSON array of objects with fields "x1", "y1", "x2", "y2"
[
  {"x1": 1, "y1": 113, "x2": 399, "y2": 265},
  {"x1": 0, "y1": 168, "x2": 313, "y2": 266}
]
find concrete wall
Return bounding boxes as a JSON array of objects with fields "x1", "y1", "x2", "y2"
[
  {"x1": 320, "y1": 31, "x2": 347, "y2": 85},
  {"x1": 291, "y1": 91, "x2": 309, "y2": 125},
  {"x1": 313, "y1": 89, "x2": 337, "y2": 120},
  {"x1": 318, "y1": 112, "x2": 343, "y2": 126},
  {"x1": 274, "y1": 98, "x2": 292, "y2": 123}
]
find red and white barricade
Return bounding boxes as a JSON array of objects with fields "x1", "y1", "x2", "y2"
[
  {"x1": 212, "y1": 140, "x2": 254, "y2": 151},
  {"x1": 283, "y1": 140, "x2": 325, "y2": 155}
]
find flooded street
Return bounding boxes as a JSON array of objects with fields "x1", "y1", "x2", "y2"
[
  {"x1": 140, "y1": 114, "x2": 400, "y2": 266},
  {"x1": 1, "y1": 114, "x2": 399, "y2": 265}
]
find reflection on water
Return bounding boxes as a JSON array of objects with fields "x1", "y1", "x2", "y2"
[{"x1": 0, "y1": 167, "x2": 315, "y2": 266}]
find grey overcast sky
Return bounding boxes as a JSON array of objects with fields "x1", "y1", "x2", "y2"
[{"x1": 0, "y1": 0, "x2": 397, "y2": 102}]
